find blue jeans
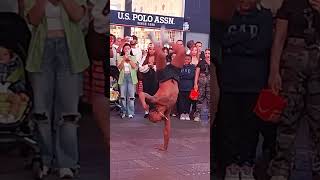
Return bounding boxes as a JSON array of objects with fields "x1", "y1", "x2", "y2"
[
  {"x1": 119, "y1": 73, "x2": 136, "y2": 116},
  {"x1": 29, "y1": 38, "x2": 82, "y2": 168}
]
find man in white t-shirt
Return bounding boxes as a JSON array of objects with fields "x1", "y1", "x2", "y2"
[{"x1": 130, "y1": 35, "x2": 143, "y2": 67}]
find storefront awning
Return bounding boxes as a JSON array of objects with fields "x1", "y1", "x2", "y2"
[{"x1": 110, "y1": 10, "x2": 185, "y2": 31}]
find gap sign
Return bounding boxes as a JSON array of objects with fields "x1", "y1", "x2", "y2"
[{"x1": 110, "y1": 10, "x2": 184, "y2": 30}]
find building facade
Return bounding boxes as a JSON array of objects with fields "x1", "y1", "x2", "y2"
[{"x1": 110, "y1": 0, "x2": 210, "y2": 49}]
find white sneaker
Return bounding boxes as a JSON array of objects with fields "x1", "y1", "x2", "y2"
[
  {"x1": 185, "y1": 114, "x2": 191, "y2": 121},
  {"x1": 128, "y1": 115, "x2": 134, "y2": 118},
  {"x1": 180, "y1": 114, "x2": 186, "y2": 120},
  {"x1": 194, "y1": 116, "x2": 200, "y2": 122},
  {"x1": 160, "y1": 25, "x2": 169, "y2": 45},
  {"x1": 59, "y1": 168, "x2": 74, "y2": 179},
  {"x1": 121, "y1": 114, "x2": 126, "y2": 119},
  {"x1": 42, "y1": 165, "x2": 50, "y2": 176},
  {"x1": 270, "y1": 176, "x2": 287, "y2": 180},
  {"x1": 148, "y1": 31, "x2": 157, "y2": 44}
]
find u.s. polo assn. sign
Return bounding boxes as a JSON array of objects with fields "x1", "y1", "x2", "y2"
[{"x1": 110, "y1": 10, "x2": 185, "y2": 30}]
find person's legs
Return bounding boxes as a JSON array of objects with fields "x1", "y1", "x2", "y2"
[
  {"x1": 195, "y1": 74, "x2": 207, "y2": 120},
  {"x1": 53, "y1": 38, "x2": 82, "y2": 170},
  {"x1": 305, "y1": 50, "x2": 320, "y2": 178},
  {"x1": 237, "y1": 94, "x2": 260, "y2": 179},
  {"x1": 218, "y1": 93, "x2": 242, "y2": 166},
  {"x1": 217, "y1": 93, "x2": 243, "y2": 179},
  {"x1": 268, "y1": 47, "x2": 307, "y2": 179},
  {"x1": 259, "y1": 121, "x2": 277, "y2": 158},
  {"x1": 185, "y1": 91, "x2": 192, "y2": 114},
  {"x1": 205, "y1": 75, "x2": 211, "y2": 119},
  {"x1": 120, "y1": 74, "x2": 129, "y2": 116},
  {"x1": 238, "y1": 94, "x2": 260, "y2": 166},
  {"x1": 127, "y1": 78, "x2": 136, "y2": 117},
  {"x1": 178, "y1": 92, "x2": 185, "y2": 114},
  {"x1": 29, "y1": 39, "x2": 55, "y2": 169}
]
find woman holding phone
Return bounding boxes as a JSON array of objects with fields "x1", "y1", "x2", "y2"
[
  {"x1": 117, "y1": 43, "x2": 138, "y2": 119},
  {"x1": 24, "y1": 0, "x2": 89, "y2": 178}
]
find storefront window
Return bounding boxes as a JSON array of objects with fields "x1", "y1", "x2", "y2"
[
  {"x1": 110, "y1": 25, "x2": 124, "y2": 38},
  {"x1": 110, "y1": 0, "x2": 126, "y2": 11},
  {"x1": 132, "y1": 0, "x2": 184, "y2": 17},
  {"x1": 131, "y1": 27, "x2": 183, "y2": 50}
]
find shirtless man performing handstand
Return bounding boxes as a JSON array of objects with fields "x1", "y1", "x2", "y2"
[{"x1": 138, "y1": 29, "x2": 185, "y2": 151}]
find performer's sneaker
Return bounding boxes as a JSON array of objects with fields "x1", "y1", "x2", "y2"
[
  {"x1": 121, "y1": 114, "x2": 126, "y2": 119},
  {"x1": 180, "y1": 114, "x2": 186, "y2": 120},
  {"x1": 148, "y1": 31, "x2": 158, "y2": 45},
  {"x1": 128, "y1": 115, "x2": 134, "y2": 118},
  {"x1": 160, "y1": 25, "x2": 169, "y2": 45},
  {"x1": 185, "y1": 114, "x2": 191, "y2": 121}
]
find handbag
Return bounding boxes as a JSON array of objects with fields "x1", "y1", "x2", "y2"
[{"x1": 254, "y1": 89, "x2": 287, "y2": 123}]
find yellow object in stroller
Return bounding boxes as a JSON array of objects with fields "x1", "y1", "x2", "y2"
[{"x1": 110, "y1": 76, "x2": 121, "y2": 111}]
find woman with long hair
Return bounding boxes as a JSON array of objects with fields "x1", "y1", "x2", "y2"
[
  {"x1": 139, "y1": 44, "x2": 158, "y2": 118},
  {"x1": 190, "y1": 45, "x2": 200, "y2": 65},
  {"x1": 117, "y1": 43, "x2": 138, "y2": 119},
  {"x1": 194, "y1": 49, "x2": 211, "y2": 122},
  {"x1": 190, "y1": 45, "x2": 200, "y2": 120}
]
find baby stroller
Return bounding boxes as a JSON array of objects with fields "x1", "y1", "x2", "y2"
[
  {"x1": 109, "y1": 75, "x2": 121, "y2": 112},
  {"x1": 0, "y1": 12, "x2": 43, "y2": 179}
]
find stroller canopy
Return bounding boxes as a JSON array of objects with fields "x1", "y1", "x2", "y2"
[{"x1": 0, "y1": 12, "x2": 31, "y2": 60}]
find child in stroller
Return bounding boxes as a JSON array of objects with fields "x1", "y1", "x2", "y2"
[
  {"x1": 110, "y1": 75, "x2": 121, "y2": 111},
  {"x1": 0, "y1": 46, "x2": 29, "y2": 124}
]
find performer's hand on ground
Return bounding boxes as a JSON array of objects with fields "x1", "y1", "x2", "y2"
[{"x1": 154, "y1": 144, "x2": 167, "y2": 151}]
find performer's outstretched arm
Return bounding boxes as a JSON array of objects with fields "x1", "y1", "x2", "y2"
[
  {"x1": 138, "y1": 91, "x2": 157, "y2": 110},
  {"x1": 155, "y1": 110, "x2": 171, "y2": 151},
  {"x1": 163, "y1": 114, "x2": 171, "y2": 150}
]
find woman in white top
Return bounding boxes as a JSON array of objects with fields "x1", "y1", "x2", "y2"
[{"x1": 117, "y1": 43, "x2": 138, "y2": 119}]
